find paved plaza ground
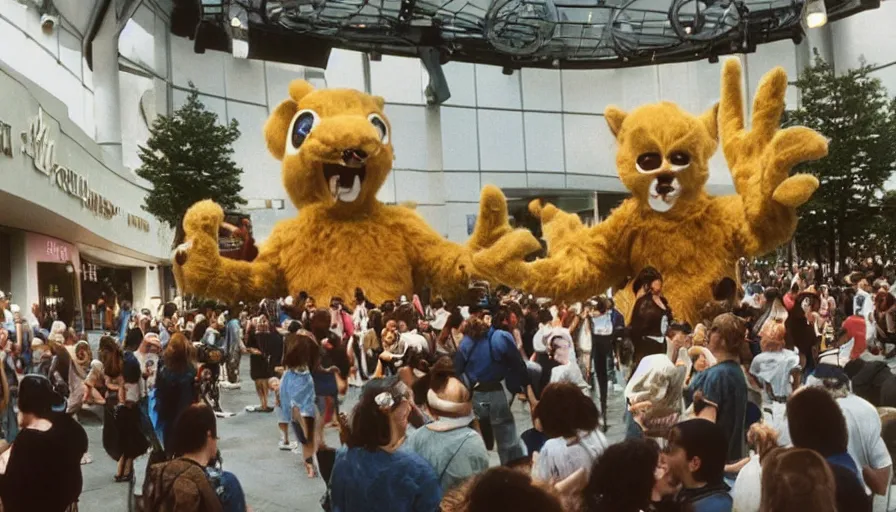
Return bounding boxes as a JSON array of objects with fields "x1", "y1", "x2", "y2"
[{"x1": 75, "y1": 335, "x2": 628, "y2": 511}]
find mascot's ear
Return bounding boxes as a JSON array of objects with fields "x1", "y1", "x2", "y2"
[
  {"x1": 699, "y1": 103, "x2": 720, "y2": 141},
  {"x1": 264, "y1": 100, "x2": 299, "y2": 162},
  {"x1": 372, "y1": 95, "x2": 386, "y2": 110},
  {"x1": 604, "y1": 106, "x2": 627, "y2": 139},
  {"x1": 289, "y1": 80, "x2": 315, "y2": 103}
]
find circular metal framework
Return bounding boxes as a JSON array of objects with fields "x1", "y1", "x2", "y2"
[{"x1": 240, "y1": 0, "x2": 877, "y2": 69}]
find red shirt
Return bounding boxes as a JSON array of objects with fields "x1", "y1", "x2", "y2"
[{"x1": 842, "y1": 315, "x2": 866, "y2": 360}]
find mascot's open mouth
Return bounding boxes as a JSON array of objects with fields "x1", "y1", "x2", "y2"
[
  {"x1": 324, "y1": 163, "x2": 366, "y2": 203},
  {"x1": 648, "y1": 173, "x2": 681, "y2": 213}
]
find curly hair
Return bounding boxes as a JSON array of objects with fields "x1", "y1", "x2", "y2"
[
  {"x1": 583, "y1": 438, "x2": 659, "y2": 512},
  {"x1": 747, "y1": 422, "x2": 780, "y2": 462},
  {"x1": 463, "y1": 315, "x2": 490, "y2": 340},
  {"x1": 535, "y1": 382, "x2": 599, "y2": 439}
]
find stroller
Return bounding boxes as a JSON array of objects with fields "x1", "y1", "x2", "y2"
[{"x1": 194, "y1": 342, "x2": 225, "y2": 413}]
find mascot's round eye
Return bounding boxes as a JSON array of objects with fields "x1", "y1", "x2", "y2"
[
  {"x1": 286, "y1": 109, "x2": 320, "y2": 155},
  {"x1": 669, "y1": 152, "x2": 691, "y2": 168},
  {"x1": 368, "y1": 113, "x2": 389, "y2": 144},
  {"x1": 636, "y1": 153, "x2": 662, "y2": 172}
]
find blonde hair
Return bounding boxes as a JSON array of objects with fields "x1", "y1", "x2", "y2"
[
  {"x1": 759, "y1": 321, "x2": 786, "y2": 352},
  {"x1": 747, "y1": 422, "x2": 780, "y2": 461}
]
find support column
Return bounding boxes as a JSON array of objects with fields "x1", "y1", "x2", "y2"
[
  {"x1": 92, "y1": 5, "x2": 123, "y2": 164},
  {"x1": 592, "y1": 190, "x2": 600, "y2": 224}
]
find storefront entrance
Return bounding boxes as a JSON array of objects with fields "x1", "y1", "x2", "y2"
[
  {"x1": 36, "y1": 261, "x2": 77, "y2": 329},
  {"x1": 80, "y1": 259, "x2": 133, "y2": 331}
]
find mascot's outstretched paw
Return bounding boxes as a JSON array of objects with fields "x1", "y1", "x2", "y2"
[
  {"x1": 772, "y1": 173, "x2": 819, "y2": 208},
  {"x1": 529, "y1": 199, "x2": 587, "y2": 252},
  {"x1": 468, "y1": 185, "x2": 513, "y2": 251},
  {"x1": 172, "y1": 200, "x2": 226, "y2": 294},
  {"x1": 471, "y1": 229, "x2": 542, "y2": 285},
  {"x1": 719, "y1": 60, "x2": 828, "y2": 205}
]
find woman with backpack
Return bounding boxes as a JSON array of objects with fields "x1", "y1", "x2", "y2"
[
  {"x1": 454, "y1": 308, "x2": 530, "y2": 465},
  {"x1": 142, "y1": 404, "x2": 226, "y2": 512}
]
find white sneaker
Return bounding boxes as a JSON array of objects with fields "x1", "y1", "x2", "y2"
[
  {"x1": 221, "y1": 381, "x2": 242, "y2": 390},
  {"x1": 279, "y1": 440, "x2": 298, "y2": 451}
]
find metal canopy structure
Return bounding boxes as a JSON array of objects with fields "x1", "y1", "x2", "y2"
[
  {"x1": 170, "y1": 0, "x2": 879, "y2": 103},
  {"x1": 241, "y1": 0, "x2": 877, "y2": 69}
]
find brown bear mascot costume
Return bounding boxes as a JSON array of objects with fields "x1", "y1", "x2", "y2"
[
  {"x1": 482, "y1": 59, "x2": 828, "y2": 324},
  {"x1": 173, "y1": 80, "x2": 538, "y2": 304}
]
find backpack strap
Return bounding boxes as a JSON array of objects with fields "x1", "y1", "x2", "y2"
[{"x1": 438, "y1": 434, "x2": 473, "y2": 483}]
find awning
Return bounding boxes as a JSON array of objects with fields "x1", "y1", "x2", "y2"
[{"x1": 77, "y1": 242, "x2": 158, "y2": 269}]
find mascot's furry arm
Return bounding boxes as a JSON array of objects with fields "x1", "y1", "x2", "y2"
[
  {"x1": 388, "y1": 186, "x2": 540, "y2": 300},
  {"x1": 494, "y1": 199, "x2": 635, "y2": 300},
  {"x1": 172, "y1": 200, "x2": 289, "y2": 300},
  {"x1": 716, "y1": 59, "x2": 827, "y2": 256},
  {"x1": 173, "y1": 79, "x2": 538, "y2": 304},
  {"x1": 484, "y1": 60, "x2": 827, "y2": 323}
]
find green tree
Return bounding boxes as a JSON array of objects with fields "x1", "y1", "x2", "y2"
[
  {"x1": 787, "y1": 51, "x2": 896, "y2": 276},
  {"x1": 136, "y1": 84, "x2": 246, "y2": 247}
]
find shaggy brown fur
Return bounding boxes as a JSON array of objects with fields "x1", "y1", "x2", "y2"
[
  {"x1": 173, "y1": 81, "x2": 539, "y2": 304},
  {"x1": 484, "y1": 59, "x2": 827, "y2": 324}
]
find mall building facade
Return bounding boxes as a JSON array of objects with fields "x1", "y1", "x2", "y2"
[{"x1": 1, "y1": 0, "x2": 895, "y2": 325}]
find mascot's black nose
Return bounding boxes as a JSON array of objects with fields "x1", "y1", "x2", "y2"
[
  {"x1": 342, "y1": 149, "x2": 368, "y2": 166},
  {"x1": 655, "y1": 173, "x2": 675, "y2": 195}
]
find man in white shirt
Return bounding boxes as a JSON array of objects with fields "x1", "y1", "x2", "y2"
[
  {"x1": 853, "y1": 276, "x2": 877, "y2": 347},
  {"x1": 805, "y1": 367, "x2": 892, "y2": 497},
  {"x1": 839, "y1": 393, "x2": 892, "y2": 496}
]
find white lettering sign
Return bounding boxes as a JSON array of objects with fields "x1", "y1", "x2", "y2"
[
  {"x1": 20, "y1": 108, "x2": 55, "y2": 175},
  {"x1": 46, "y1": 240, "x2": 70, "y2": 262},
  {"x1": 19, "y1": 109, "x2": 121, "y2": 220}
]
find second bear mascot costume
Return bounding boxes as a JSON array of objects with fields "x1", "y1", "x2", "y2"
[
  {"x1": 173, "y1": 80, "x2": 538, "y2": 304},
  {"x1": 483, "y1": 59, "x2": 828, "y2": 324}
]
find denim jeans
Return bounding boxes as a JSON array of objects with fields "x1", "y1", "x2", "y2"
[
  {"x1": 1, "y1": 394, "x2": 17, "y2": 442},
  {"x1": 472, "y1": 388, "x2": 524, "y2": 465},
  {"x1": 218, "y1": 471, "x2": 247, "y2": 512}
]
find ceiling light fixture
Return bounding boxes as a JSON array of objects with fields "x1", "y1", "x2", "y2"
[{"x1": 805, "y1": 0, "x2": 828, "y2": 28}]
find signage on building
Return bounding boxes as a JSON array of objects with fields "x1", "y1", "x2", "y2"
[
  {"x1": 0, "y1": 120, "x2": 12, "y2": 158},
  {"x1": 128, "y1": 213, "x2": 150, "y2": 232},
  {"x1": 20, "y1": 108, "x2": 120, "y2": 219},
  {"x1": 45, "y1": 240, "x2": 71, "y2": 263}
]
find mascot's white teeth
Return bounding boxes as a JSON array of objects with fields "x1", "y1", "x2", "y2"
[
  {"x1": 323, "y1": 163, "x2": 366, "y2": 203},
  {"x1": 337, "y1": 175, "x2": 362, "y2": 202}
]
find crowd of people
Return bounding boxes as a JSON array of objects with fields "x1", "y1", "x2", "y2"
[{"x1": 0, "y1": 255, "x2": 894, "y2": 511}]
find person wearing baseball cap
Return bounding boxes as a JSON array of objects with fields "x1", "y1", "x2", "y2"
[{"x1": 0, "y1": 374, "x2": 87, "y2": 512}]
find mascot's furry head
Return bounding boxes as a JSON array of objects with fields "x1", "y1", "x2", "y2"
[
  {"x1": 263, "y1": 80, "x2": 393, "y2": 215},
  {"x1": 605, "y1": 102, "x2": 718, "y2": 213}
]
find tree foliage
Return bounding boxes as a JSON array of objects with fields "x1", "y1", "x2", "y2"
[
  {"x1": 136, "y1": 84, "x2": 246, "y2": 246},
  {"x1": 787, "y1": 51, "x2": 896, "y2": 273}
]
